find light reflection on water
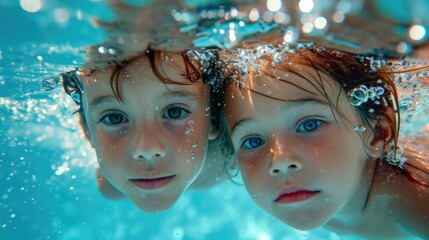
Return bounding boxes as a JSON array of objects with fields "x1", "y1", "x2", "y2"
[
  {"x1": 1, "y1": 0, "x2": 429, "y2": 239},
  {"x1": 0, "y1": 0, "x2": 334, "y2": 239}
]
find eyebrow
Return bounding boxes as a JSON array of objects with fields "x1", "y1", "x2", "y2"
[
  {"x1": 88, "y1": 91, "x2": 199, "y2": 109},
  {"x1": 162, "y1": 91, "x2": 199, "y2": 101},
  {"x1": 229, "y1": 98, "x2": 329, "y2": 135},
  {"x1": 88, "y1": 95, "x2": 119, "y2": 109}
]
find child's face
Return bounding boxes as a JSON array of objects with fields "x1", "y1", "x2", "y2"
[
  {"x1": 80, "y1": 55, "x2": 212, "y2": 212},
  {"x1": 225, "y1": 65, "x2": 373, "y2": 230}
]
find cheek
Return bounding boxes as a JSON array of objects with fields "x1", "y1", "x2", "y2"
[
  {"x1": 93, "y1": 125, "x2": 126, "y2": 151},
  {"x1": 166, "y1": 119, "x2": 210, "y2": 161},
  {"x1": 238, "y1": 148, "x2": 267, "y2": 171},
  {"x1": 316, "y1": 135, "x2": 366, "y2": 187},
  {"x1": 163, "y1": 121, "x2": 196, "y2": 152},
  {"x1": 317, "y1": 129, "x2": 362, "y2": 160},
  {"x1": 164, "y1": 117, "x2": 209, "y2": 139},
  {"x1": 239, "y1": 157, "x2": 266, "y2": 191}
]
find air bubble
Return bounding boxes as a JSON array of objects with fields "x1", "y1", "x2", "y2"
[
  {"x1": 41, "y1": 76, "x2": 60, "y2": 91},
  {"x1": 185, "y1": 121, "x2": 194, "y2": 135},
  {"x1": 107, "y1": 47, "x2": 117, "y2": 55},
  {"x1": 409, "y1": 24, "x2": 426, "y2": 41},
  {"x1": 299, "y1": 0, "x2": 314, "y2": 13},
  {"x1": 98, "y1": 46, "x2": 106, "y2": 54}
]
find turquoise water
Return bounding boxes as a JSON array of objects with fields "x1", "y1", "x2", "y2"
[
  {"x1": 1, "y1": 0, "x2": 428, "y2": 239},
  {"x1": 0, "y1": 1, "x2": 335, "y2": 239}
]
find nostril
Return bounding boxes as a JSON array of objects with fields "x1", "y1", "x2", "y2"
[
  {"x1": 289, "y1": 164, "x2": 297, "y2": 169},
  {"x1": 272, "y1": 169, "x2": 280, "y2": 174}
]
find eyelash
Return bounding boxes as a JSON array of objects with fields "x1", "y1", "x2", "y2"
[
  {"x1": 241, "y1": 136, "x2": 265, "y2": 150},
  {"x1": 98, "y1": 112, "x2": 129, "y2": 126},
  {"x1": 296, "y1": 118, "x2": 325, "y2": 133},
  {"x1": 162, "y1": 106, "x2": 190, "y2": 120},
  {"x1": 97, "y1": 105, "x2": 190, "y2": 127},
  {"x1": 239, "y1": 118, "x2": 325, "y2": 150}
]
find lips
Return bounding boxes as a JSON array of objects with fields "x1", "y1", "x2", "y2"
[
  {"x1": 275, "y1": 190, "x2": 320, "y2": 204},
  {"x1": 131, "y1": 175, "x2": 175, "y2": 190}
]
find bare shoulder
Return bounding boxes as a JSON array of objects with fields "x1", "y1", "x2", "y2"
[{"x1": 373, "y1": 150, "x2": 429, "y2": 238}]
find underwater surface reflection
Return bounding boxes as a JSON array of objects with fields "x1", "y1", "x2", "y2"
[
  {"x1": 1, "y1": 0, "x2": 429, "y2": 239},
  {"x1": 0, "y1": 0, "x2": 334, "y2": 239}
]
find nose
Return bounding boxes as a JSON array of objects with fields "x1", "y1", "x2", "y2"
[
  {"x1": 268, "y1": 139, "x2": 303, "y2": 176},
  {"x1": 132, "y1": 125, "x2": 166, "y2": 161}
]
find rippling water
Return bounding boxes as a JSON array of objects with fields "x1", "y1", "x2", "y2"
[
  {"x1": 1, "y1": 0, "x2": 428, "y2": 239},
  {"x1": 0, "y1": 1, "x2": 334, "y2": 239}
]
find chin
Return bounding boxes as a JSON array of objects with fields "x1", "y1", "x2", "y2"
[
  {"x1": 134, "y1": 201, "x2": 175, "y2": 213},
  {"x1": 131, "y1": 195, "x2": 179, "y2": 213},
  {"x1": 288, "y1": 222, "x2": 323, "y2": 231},
  {"x1": 280, "y1": 215, "x2": 328, "y2": 231}
]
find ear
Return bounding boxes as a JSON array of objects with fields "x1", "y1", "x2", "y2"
[
  {"x1": 78, "y1": 112, "x2": 94, "y2": 148},
  {"x1": 367, "y1": 108, "x2": 395, "y2": 158}
]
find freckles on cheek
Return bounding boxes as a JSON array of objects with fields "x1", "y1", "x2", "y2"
[{"x1": 94, "y1": 129, "x2": 120, "y2": 154}]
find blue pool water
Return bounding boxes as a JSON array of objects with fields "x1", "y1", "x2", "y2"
[
  {"x1": 0, "y1": 0, "x2": 335, "y2": 239},
  {"x1": 1, "y1": 0, "x2": 428, "y2": 239}
]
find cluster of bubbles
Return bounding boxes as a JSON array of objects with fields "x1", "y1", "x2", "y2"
[
  {"x1": 348, "y1": 84, "x2": 385, "y2": 107},
  {"x1": 185, "y1": 120, "x2": 195, "y2": 135},
  {"x1": 219, "y1": 42, "x2": 313, "y2": 86},
  {"x1": 390, "y1": 59, "x2": 429, "y2": 136},
  {"x1": 1, "y1": 86, "x2": 96, "y2": 173},
  {"x1": 352, "y1": 55, "x2": 429, "y2": 135}
]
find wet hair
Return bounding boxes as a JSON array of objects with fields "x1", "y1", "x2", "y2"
[
  {"x1": 221, "y1": 43, "x2": 428, "y2": 185},
  {"x1": 62, "y1": 47, "x2": 226, "y2": 145}
]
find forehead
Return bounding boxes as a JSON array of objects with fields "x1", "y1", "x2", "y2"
[
  {"x1": 82, "y1": 53, "x2": 193, "y2": 85},
  {"x1": 229, "y1": 64, "x2": 340, "y2": 102},
  {"x1": 225, "y1": 63, "x2": 358, "y2": 121},
  {"x1": 79, "y1": 54, "x2": 209, "y2": 101}
]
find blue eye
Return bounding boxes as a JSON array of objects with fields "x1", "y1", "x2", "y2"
[
  {"x1": 100, "y1": 113, "x2": 128, "y2": 126},
  {"x1": 297, "y1": 119, "x2": 324, "y2": 133},
  {"x1": 162, "y1": 106, "x2": 189, "y2": 120},
  {"x1": 241, "y1": 137, "x2": 265, "y2": 150}
]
